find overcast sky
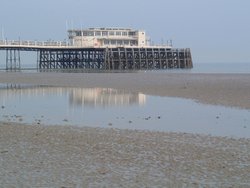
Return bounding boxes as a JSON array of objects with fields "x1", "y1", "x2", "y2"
[{"x1": 1, "y1": 0, "x2": 250, "y2": 63}]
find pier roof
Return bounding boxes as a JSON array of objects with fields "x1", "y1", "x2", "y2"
[{"x1": 68, "y1": 28, "x2": 135, "y2": 32}]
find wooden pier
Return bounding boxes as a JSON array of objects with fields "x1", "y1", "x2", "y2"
[{"x1": 0, "y1": 40, "x2": 193, "y2": 70}]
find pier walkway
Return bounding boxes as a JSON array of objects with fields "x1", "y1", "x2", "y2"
[{"x1": 0, "y1": 40, "x2": 69, "y2": 50}]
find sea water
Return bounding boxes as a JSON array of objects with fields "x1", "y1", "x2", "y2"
[
  {"x1": 191, "y1": 62, "x2": 250, "y2": 74},
  {"x1": 0, "y1": 85, "x2": 249, "y2": 138}
]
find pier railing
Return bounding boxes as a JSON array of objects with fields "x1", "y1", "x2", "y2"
[
  {"x1": 0, "y1": 39, "x2": 176, "y2": 50},
  {"x1": 0, "y1": 39, "x2": 174, "y2": 49},
  {"x1": 0, "y1": 39, "x2": 69, "y2": 48}
]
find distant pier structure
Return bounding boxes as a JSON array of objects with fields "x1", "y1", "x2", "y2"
[{"x1": 0, "y1": 27, "x2": 193, "y2": 71}]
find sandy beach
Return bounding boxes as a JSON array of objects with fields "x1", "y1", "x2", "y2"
[
  {"x1": 0, "y1": 122, "x2": 249, "y2": 187},
  {"x1": 0, "y1": 72, "x2": 250, "y2": 187}
]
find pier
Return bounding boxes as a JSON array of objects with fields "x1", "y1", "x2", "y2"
[
  {"x1": 0, "y1": 40, "x2": 193, "y2": 71},
  {"x1": 0, "y1": 28, "x2": 193, "y2": 71}
]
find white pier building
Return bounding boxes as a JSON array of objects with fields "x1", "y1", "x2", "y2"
[{"x1": 68, "y1": 28, "x2": 148, "y2": 48}]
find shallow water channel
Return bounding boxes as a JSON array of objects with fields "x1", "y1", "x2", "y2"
[{"x1": 0, "y1": 84, "x2": 249, "y2": 138}]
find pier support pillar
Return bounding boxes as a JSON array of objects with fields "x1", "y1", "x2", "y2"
[{"x1": 6, "y1": 49, "x2": 21, "y2": 71}]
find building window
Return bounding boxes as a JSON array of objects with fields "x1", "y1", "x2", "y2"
[
  {"x1": 130, "y1": 40, "x2": 138, "y2": 45},
  {"x1": 111, "y1": 40, "x2": 116, "y2": 45},
  {"x1": 116, "y1": 31, "x2": 121, "y2": 36},
  {"x1": 129, "y1": 31, "x2": 136, "y2": 36},
  {"x1": 87, "y1": 31, "x2": 94, "y2": 36},
  {"x1": 109, "y1": 31, "x2": 115, "y2": 36},
  {"x1": 117, "y1": 40, "x2": 122, "y2": 45},
  {"x1": 82, "y1": 31, "x2": 88, "y2": 36},
  {"x1": 76, "y1": 31, "x2": 82, "y2": 36},
  {"x1": 104, "y1": 40, "x2": 109, "y2": 45},
  {"x1": 102, "y1": 31, "x2": 108, "y2": 36},
  {"x1": 124, "y1": 40, "x2": 129, "y2": 45},
  {"x1": 95, "y1": 31, "x2": 101, "y2": 36},
  {"x1": 122, "y1": 32, "x2": 127, "y2": 36},
  {"x1": 68, "y1": 31, "x2": 76, "y2": 37}
]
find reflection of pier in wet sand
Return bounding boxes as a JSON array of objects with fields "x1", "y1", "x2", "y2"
[
  {"x1": 69, "y1": 88, "x2": 146, "y2": 107},
  {"x1": 0, "y1": 83, "x2": 249, "y2": 138},
  {"x1": 0, "y1": 84, "x2": 146, "y2": 107}
]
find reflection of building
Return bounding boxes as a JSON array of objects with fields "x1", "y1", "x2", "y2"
[
  {"x1": 69, "y1": 88, "x2": 146, "y2": 107},
  {"x1": 68, "y1": 27, "x2": 148, "y2": 47},
  {"x1": 0, "y1": 85, "x2": 146, "y2": 108}
]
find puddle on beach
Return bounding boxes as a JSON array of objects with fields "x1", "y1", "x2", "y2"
[{"x1": 0, "y1": 84, "x2": 249, "y2": 138}]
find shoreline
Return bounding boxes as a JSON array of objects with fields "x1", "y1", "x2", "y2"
[
  {"x1": 1, "y1": 71, "x2": 250, "y2": 186},
  {"x1": 0, "y1": 72, "x2": 250, "y2": 109}
]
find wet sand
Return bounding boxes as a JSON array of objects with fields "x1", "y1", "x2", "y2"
[
  {"x1": 0, "y1": 72, "x2": 250, "y2": 109},
  {"x1": 0, "y1": 72, "x2": 250, "y2": 187},
  {"x1": 0, "y1": 122, "x2": 249, "y2": 187}
]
